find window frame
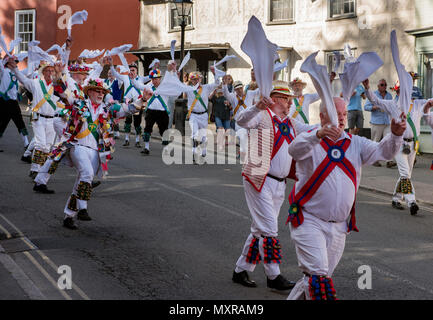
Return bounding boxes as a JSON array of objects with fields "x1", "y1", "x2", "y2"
[
  {"x1": 268, "y1": 0, "x2": 296, "y2": 25},
  {"x1": 327, "y1": 0, "x2": 357, "y2": 21},
  {"x1": 14, "y1": 9, "x2": 36, "y2": 54},
  {"x1": 168, "y1": 3, "x2": 193, "y2": 32}
]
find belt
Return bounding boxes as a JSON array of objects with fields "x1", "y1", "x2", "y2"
[
  {"x1": 403, "y1": 138, "x2": 414, "y2": 142},
  {"x1": 39, "y1": 114, "x2": 54, "y2": 119},
  {"x1": 266, "y1": 173, "x2": 286, "y2": 182},
  {"x1": 191, "y1": 111, "x2": 207, "y2": 115}
]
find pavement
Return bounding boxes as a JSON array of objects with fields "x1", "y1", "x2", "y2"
[{"x1": 0, "y1": 106, "x2": 432, "y2": 300}]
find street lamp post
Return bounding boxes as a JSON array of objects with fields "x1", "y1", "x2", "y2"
[
  {"x1": 173, "y1": 0, "x2": 193, "y2": 82},
  {"x1": 172, "y1": 0, "x2": 193, "y2": 135}
]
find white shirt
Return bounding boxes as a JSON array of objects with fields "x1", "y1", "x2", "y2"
[
  {"x1": 366, "y1": 88, "x2": 431, "y2": 139},
  {"x1": 289, "y1": 129, "x2": 403, "y2": 223},
  {"x1": 73, "y1": 99, "x2": 129, "y2": 151},
  {"x1": 222, "y1": 85, "x2": 260, "y2": 121},
  {"x1": 14, "y1": 68, "x2": 60, "y2": 116},
  {"x1": 0, "y1": 64, "x2": 19, "y2": 100},
  {"x1": 237, "y1": 106, "x2": 317, "y2": 178},
  {"x1": 186, "y1": 81, "x2": 219, "y2": 113},
  {"x1": 289, "y1": 93, "x2": 320, "y2": 123},
  {"x1": 110, "y1": 66, "x2": 145, "y2": 102}
]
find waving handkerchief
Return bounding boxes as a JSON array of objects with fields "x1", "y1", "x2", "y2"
[
  {"x1": 149, "y1": 58, "x2": 160, "y2": 69},
  {"x1": 241, "y1": 16, "x2": 278, "y2": 98},
  {"x1": 343, "y1": 43, "x2": 356, "y2": 63},
  {"x1": 170, "y1": 40, "x2": 176, "y2": 61},
  {"x1": 301, "y1": 51, "x2": 338, "y2": 126},
  {"x1": 79, "y1": 49, "x2": 105, "y2": 59},
  {"x1": 214, "y1": 55, "x2": 238, "y2": 68},
  {"x1": 67, "y1": 10, "x2": 88, "y2": 37},
  {"x1": 332, "y1": 51, "x2": 342, "y2": 72},
  {"x1": 178, "y1": 51, "x2": 190, "y2": 72},
  {"x1": 391, "y1": 30, "x2": 413, "y2": 115},
  {"x1": 107, "y1": 44, "x2": 133, "y2": 73},
  {"x1": 154, "y1": 70, "x2": 194, "y2": 97},
  {"x1": 339, "y1": 52, "x2": 383, "y2": 104}
]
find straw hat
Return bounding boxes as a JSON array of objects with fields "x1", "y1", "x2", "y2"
[
  {"x1": 233, "y1": 81, "x2": 243, "y2": 90},
  {"x1": 68, "y1": 64, "x2": 90, "y2": 75},
  {"x1": 83, "y1": 78, "x2": 110, "y2": 96},
  {"x1": 271, "y1": 80, "x2": 292, "y2": 97},
  {"x1": 289, "y1": 77, "x2": 307, "y2": 89}
]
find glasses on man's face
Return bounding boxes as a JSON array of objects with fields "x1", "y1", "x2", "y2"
[{"x1": 379, "y1": 83, "x2": 387, "y2": 87}]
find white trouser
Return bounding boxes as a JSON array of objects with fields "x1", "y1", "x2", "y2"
[
  {"x1": 235, "y1": 176, "x2": 286, "y2": 278},
  {"x1": 64, "y1": 145, "x2": 99, "y2": 217},
  {"x1": 34, "y1": 158, "x2": 54, "y2": 185},
  {"x1": 23, "y1": 137, "x2": 35, "y2": 157},
  {"x1": 287, "y1": 212, "x2": 347, "y2": 300},
  {"x1": 189, "y1": 113, "x2": 208, "y2": 154},
  {"x1": 53, "y1": 117, "x2": 67, "y2": 144},
  {"x1": 31, "y1": 116, "x2": 55, "y2": 172},
  {"x1": 236, "y1": 128, "x2": 248, "y2": 154},
  {"x1": 393, "y1": 143, "x2": 416, "y2": 205}
]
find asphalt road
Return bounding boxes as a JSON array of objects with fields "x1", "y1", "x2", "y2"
[{"x1": 1, "y1": 126, "x2": 433, "y2": 300}]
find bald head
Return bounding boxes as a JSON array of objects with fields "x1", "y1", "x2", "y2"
[{"x1": 320, "y1": 97, "x2": 348, "y2": 129}]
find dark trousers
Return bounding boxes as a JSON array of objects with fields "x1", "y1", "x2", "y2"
[
  {"x1": 124, "y1": 110, "x2": 143, "y2": 135},
  {"x1": 0, "y1": 97, "x2": 28, "y2": 137},
  {"x1": 143, "y1": 109, "x2": 169, "y2": 142}
]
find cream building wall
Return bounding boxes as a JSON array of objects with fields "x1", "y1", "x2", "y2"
[{"x1": 138, "y1": 0, "x2": 433, "y2": 151}]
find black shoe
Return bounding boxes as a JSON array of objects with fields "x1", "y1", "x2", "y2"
[
  {"x1": 141, "y1": 148, "x2": 150, "y2": 155},
  {"x1": 392, "y1": 201, "x2": 404, "y2": 210},
  {"x1": 123, "y1": 140, "x2": 130, "y2": 147},
  {"x1": 29, "y1": 171, "x2": 37, "y2": 179},
  {"x1": 410, "y1": 203, "x2": 419, "y2": 216},
  {"x1": 135, "y1": 142, "x2": 141, "y2": 148},
  {"x1": 91, "y1": 181, "x2": 101, "y2": 188},
  {"x1": 267, "y1": 275, "x2": 296, "y2": 290},
  {"x1": 21, "y1": 155, "x2": 31, "y2": 163},
  {"x1": 77, "y1": 209, "x2": 92, "y2": 221},
  {"x1": 232, "y1": 271, "x2": 257, "y2": 288},
  {"x1": 33, "y1": 183, "x2": 55, "y2": 194},
  {"x1": 63, "y1": 217, "x2": 78, "y2": 230},
  {"x1": 386, "y1": 161, "x2": 397, "y2": 168}
]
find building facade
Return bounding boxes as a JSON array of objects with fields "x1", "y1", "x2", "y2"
[
  {"x1": 136, "y1": 0, "x2": 433, "y2": 152},
  {"x1": 0, "y1": 0, "x2": 140, "y2": 67}
]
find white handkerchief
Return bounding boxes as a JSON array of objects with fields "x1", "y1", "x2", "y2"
[
  {"x1": 241, "y1": 16, "x2": 278, "y2": 98},
  {"x1": 67, "y1": 10, "x2": 88, "y2": 37},
  {"x1": 301, "y1": 51, "x2": 338, "y2": 126}
]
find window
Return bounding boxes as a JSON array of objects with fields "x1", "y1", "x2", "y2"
[
  {"x1": 169, "y1": 4, "x2": 192, "y2": 31},
  {"x1": 14, "y1": 9, "x2": 35, "y2": 53},
  {"x1": 269, "y1": 0, "x2": 295, "y2": 23},
  {"x1": 329, "y1": 0, "x2": 356, "y2": 19}
]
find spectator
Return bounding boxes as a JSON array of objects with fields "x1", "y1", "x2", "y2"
[
  {"x1": 223, "y1": 74, "x2": 234, "y2": 93},
  {"x1": 346, "y1": 83, "x2": 366, "y2": 135},
  {"x1": 210, "y1": 86, "x2": 232, "y2": 151},
  {"x1": 364, "y1": 79, "x2": 394, "y2": 167},
  {"x1": 409, "y1": 71, "x2": 423, "y2": 100}
]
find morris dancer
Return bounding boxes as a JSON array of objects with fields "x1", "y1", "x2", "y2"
[
  {"x1": 288, "y1": 77, "x2": 319, "y2": 125},
  {"x1": 0, "y1": 55, "x2": 29, "y2": 153},
  {"x1": 185, "y1": 69, "x2": 219, "y2": 163},
  {"x1": 57, "y1": 78, "x2": 135, "y2": 229},
  {"x1": 287, "y1": 97, "x2": 406, "y2": 300},
  {"x1": 232, "y1": 81, "x2": 314, "y2": 290},
  {"x1": 363, "y1": 79, "x2": 430, "y2": 215},
  {"x1": 14, "y1": 60, "x2": 66, "y2": 179},
  {"x1": 109, "y1": 59, "x2": 145, "y2": 147}
]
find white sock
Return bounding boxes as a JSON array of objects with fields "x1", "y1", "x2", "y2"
[
  {"x1": 115, "y1": 131, "x2": 120, "y2": 137},
  {"x1": 22, "y1": 134, "x2": 29, "y2": 147},
  {"x1": 135, "y1": 136, "x2": 140, "y2": 143},
  {"x1": 235, "y1": 267, "x2": 244, "y2": 274},
  {"x1": 125, "y1": 134, "x2": 129, "y2": 141},
  {"x1": 145, "y1": 142, "x2": 149, "y2": 149}
]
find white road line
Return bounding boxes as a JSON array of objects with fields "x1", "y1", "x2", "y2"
[
  {"x1": 0, "y1": 244, "x2": 46, "y2": 300},
  {"x1": 154, "y1": 182, "x2": 250, "y2": 221},
  {"x1": 0, "y1": 223, "x2": 12, "y2": 239},
  {"x1": 0, "y1": 214, "x2": 90, "y2": 300},
  {"x1": 22, "y1": 251, "x2": 72, "y2": 300}
]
